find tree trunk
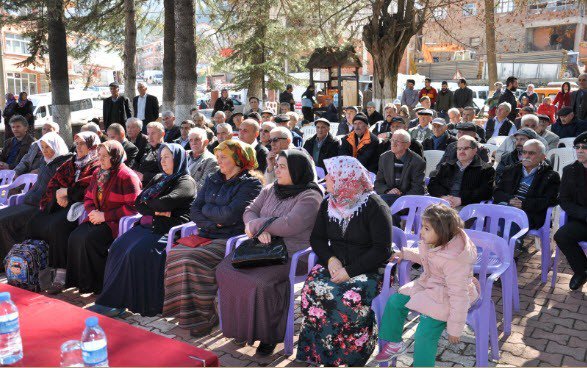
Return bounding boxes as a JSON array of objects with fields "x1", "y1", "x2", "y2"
[
  {"x1": 124, "y1": 0, "x2": 137, "y2": 102},
  {"x1": 163, "y1": 0, "x2": 176, "y2": 111},
  {"x1": 174, "y1": 0, "x2": 197, "y2": 122},
  {"x1": 46, "y1": 0, "x2": 72, "y2": 145},
  {"x1": 484, "y1": 0, "x2": 498, "y2": 93},
  {"x1": 247, "y1": 23, "x2": 267, "y2": 106}
]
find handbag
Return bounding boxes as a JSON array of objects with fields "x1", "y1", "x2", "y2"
[{"x1": 231, "y1": 217, "x2": 288, "y2": 268}]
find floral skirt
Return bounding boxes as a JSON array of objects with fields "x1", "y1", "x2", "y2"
[{"x1": 296, "y1": 264, "x2": 381, "y2": 367}]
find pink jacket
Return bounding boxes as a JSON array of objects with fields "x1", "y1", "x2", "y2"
[{"x1": 399, "y1": 229, "x2": 479, "y2": 336}]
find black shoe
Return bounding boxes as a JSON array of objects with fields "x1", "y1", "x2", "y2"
[
  {"x1": 569, "y1": 271, "x2": 587, "y2": 291},
  {"x1": 256, "y1": 342, "x2": 276, "y2": 356}
]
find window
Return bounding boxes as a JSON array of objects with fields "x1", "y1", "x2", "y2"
[
  {"x1": 528, "y1": 0, "x2": 577, "y2": 13},
  {"x1": 495, "y1": 0, "x2": 514, "y2": 13},
  {"x1": 433, "y1": 7, "x2": 447, "y2": 20},
  {"x1": 4, "y1": 33, "x2": 30, "y2": 55},
  {"x1": 463, "y1": 3, "x2": 477, "y2": 16},
  {"x1": 6, "y1": 72, "x2": 37, "y2": 95}
]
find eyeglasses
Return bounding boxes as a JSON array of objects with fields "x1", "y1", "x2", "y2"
[
  {"x1": 574, "y1": 144, "x2": 587, "y2": 150},
  {"x1": 522, "y1": 150, "x2": 539, "y2": 156},
  {"x1": 456, "y1": 147, "x2": 473, "y2": 151},
  {"x1": 269, "y1": 137, "x2": 288, "y2": 143}
]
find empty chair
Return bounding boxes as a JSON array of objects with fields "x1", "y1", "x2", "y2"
[
  {"x1": 300, "y1": 125, "x2": 317, "y2": 140},
  {"x1": 557, "y1": 137, "x2": 575, "y2": 148},
  {"x1": 0, "y1": 173, "x2": 37, "y2": 207},
  {"x1": 459, "y1": 203, "x2": 529, "y2": 336},
  {"x1": 547, "y1": 147, "x2": 576, "y2": 176},
  {"x1": 423, "y1": 150, "x2": 444, "y2": 177},
  {"x1": 487, "y1": 136, "x2": 507, "y2": 147}
]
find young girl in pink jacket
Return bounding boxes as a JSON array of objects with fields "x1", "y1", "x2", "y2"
[{"x1": 375, "y1": 204, "x2": 479, "y2": 366}]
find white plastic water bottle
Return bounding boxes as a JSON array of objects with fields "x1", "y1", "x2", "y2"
[
  {"x1": 81, "y1": 317, "x2": 108, "y2": 367},
  {"x1": 0, "y1": 292, "x2": 23, "y2": 365}
]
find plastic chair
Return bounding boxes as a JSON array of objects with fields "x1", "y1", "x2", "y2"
[
  {"x1": 389, "y1": 195, "x2": 450, "y2": 243},
  {"x1": 369, "y1": 171, "x2": 376, "y2": 184},
  {"x1": 487, "y1": 136, "x2": 507, "y2": 147},
  {"x1": 527, "y1": 206, "x2": 556, "y2": 284},
  {"x1": 0, "y1": 170, "x2": 15, "y2": 186},
  {"x1": 482, "y1": 144, "x2": 497, "y2": 157},
  {"x1": 551, "y1": 209, "x2": 587, "y2": 288},
  {"x1": 118, "y1": 214, "x2": 143, "y2": 237},
  {"x1": 422, "y1": 150, "x2": 444, "y2": 178},
  {"x1": 329, "y1": 123, "x2": 339, "y2": 136},
  {"x1": 315, "y1": 166, "x2": 325, "y2": 180},
  {"x1": 0, "y1": 173, "x2": 36, "y2": 206},
  {"x1": 217, "y1": 234, "x2": 314, "y2": 355},
  {"x1": 557, "y1": 137, "x2": 575, "y2": 148},
  {"x1": 459, "y1": 204, "x2": 529, "y2": 336},
  {"x1": 300, "y1": 125, "x2": 316, "y2": 139},
  {"x1": 166, "y1": 221, "x2": 199, "y2": 253},
  {"x1": 547, "y1": 148, "x2": 576, "y2": 176}
]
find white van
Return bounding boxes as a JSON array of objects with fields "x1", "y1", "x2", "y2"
[{"x1": 29, "y1": 92, "x2": 99, "y2": 129}]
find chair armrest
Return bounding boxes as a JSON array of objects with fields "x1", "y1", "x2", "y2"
[
  {"x1": 166, "y1": 221, "x2": 196, "y2": 253},
  {"x1": 8, "y1": 193, "x2": 26, "y2": 206},
  {"x1": 289, "y1": 247, "x2": 314, "y2": 285},
  {"x1": 482, "y1": 261, "x2": 509, "y2": 304},
  {"x1": 380, "y1": 260, "x2": 398, "y2": 303},
  {"x1": 118, "y1": 214, "x2": 142, "y2": 236},
  {"x1": 508, "y1": 226, "x2": 529, "y2": 258},
  {"x1": 308, "y1": 251, "x2": 318, "y2": 274},
  {"x1": 225, "y1": 234, "x2": 248, "y2": 256}
]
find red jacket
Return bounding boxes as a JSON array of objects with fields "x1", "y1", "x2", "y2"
[
  {"x1": 83, "y1": 163, "x2": 142, "y2": 238},
  {"x1": 537, "y1": 103, "x2": 557, "y2": 124},
  {"x1": 552, "y1": 91, "x2": 571, "y2": 110},
  {"x1": 419, "y1": 87, "x2": 438, "y2": 106}
]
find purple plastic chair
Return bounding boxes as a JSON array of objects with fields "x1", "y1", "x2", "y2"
[
  {"x1": 0, "y1": 170, "x2": 15, "y2": 186},
  {"x1": 216, "y1": 234, "x2": 314, "y2": 355},
  {"x1": 552, "y1": 209, "x2": 587, "y2": 288},
  {"x1": 315, "y1": 166, "x2": 325, "y2": 180},
  {"x1": 118, "y1": 214, "x2": 142, "y2": 237},
  {"x1": 459, "y1": 204, "x2": 529, "y2": 336},
  {"x1": 377, "y1": 229, "x2": 506, "y2": 367},
  {"x1": 527, "y1": 206, "x2": 556, "y2": 284},
  {"x1": 166, "y1": 221, "x2": 199, "y2": 253},
  {"x1": 0, "y1": 173, "x2": 37, "y2": 207}
]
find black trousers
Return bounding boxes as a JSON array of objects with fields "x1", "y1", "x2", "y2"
[
  {"x1": 28, "y1": 207, "x2": 79, "y2": 269},
  {"x1": 554, "y1": 220, "x2": 587, "y2": 274},
  {"x1": 302, "y1": 107, "x2": 314, "y2": 122},
  {"x1": 0, "y1": 204, "x2": 38, "y2": 260}
]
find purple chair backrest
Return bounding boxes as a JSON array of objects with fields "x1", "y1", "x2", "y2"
[
  {"x1": 459, "y1": 204, "x2": 529, "y2": 244},
  {"x1": 465, "y1": 229, "x2": 511, "y2": 296},
  {"x1": 390, "y1": 195, "x2": 450, "y2": 239},
  {"x1": 9, "y1": 173, "x2": 37, "y2": 193},
  {"x1": 316, "y1": 167, "x2": 325, "y2": 180},
  {"x1": 0, "y1": 170, "x2": 16, "y2": 186},
  {"x1": 392, "y1": 225, "x2": 407, "y2": 253}
]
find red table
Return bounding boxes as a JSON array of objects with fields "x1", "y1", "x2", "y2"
[{"x1": 0, "y1": 284, "x2": 218, "y2": 367}]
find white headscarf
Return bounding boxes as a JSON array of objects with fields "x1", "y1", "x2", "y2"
[{"x1": 37, "y1": 131, "x2": 69, "y2": 164}]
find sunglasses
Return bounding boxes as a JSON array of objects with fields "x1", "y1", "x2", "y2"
[
  {"x1": 269, "y1": 137, "x2": 288, "y2": 143},
  {"x1": 574, "y1": 144, "x2": 587, "y2": 150}
]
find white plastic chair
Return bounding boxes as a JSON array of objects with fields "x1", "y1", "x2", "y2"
[
  {"x1": 422, "y1": 150, "x2": 444, "y2": 178},
  {"x1": 557, "y1": 137, "x2": 575, "y2": 148},
  {"x1": 300, "y1": 125, "x2": 316, "y2": 139},
  {"x1": 487, "y1": 136, "x2": 508, "y2": 147},
  {"x1": 329, "y1": 123, "x2": 339, "y2": 136},
  {"x1": 547, "y1": 148, "x2": 576, "y2": 176}
]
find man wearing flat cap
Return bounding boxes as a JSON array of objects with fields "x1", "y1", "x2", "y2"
[
  {"x1": 337, "y1": 106, "x2": 358, "y2": 136},
  {"x1": 274, "y1": 114, "x2": 302, "y2": 147},
  {"x1": 303, "y1": 118, "x2": 340, "y2": 171},
  {"x1": 422, "y1": 118, "x2": 457, "y2": 151},
  {"x1": 409, "y1": 109, "x2": 434, "y2": 143},
  {"x1": 495, "y1": 127, "x2": 538, "y2": 184},
  {"x1": 339, "y1": 113, "x2": 381, "y2": 172},
  {"x1": 554, "y1": 131, "x2": 587, "y2": 290},
  {"x1": 364, "y1": 101, "x2": 384, "y2": 126},
  {"x1": 103, "y1": 82, "x2": 132, "y2": 130},
  {"x1": 551, "y1": 106, "x2": 587, "y2": 139}
]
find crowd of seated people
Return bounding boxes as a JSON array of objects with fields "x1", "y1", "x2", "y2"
[{"x1": 0, "y1": 74, "x2": 586, "y2": 367}]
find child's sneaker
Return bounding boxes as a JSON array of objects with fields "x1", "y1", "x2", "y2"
[{"x1": 375, "y1": 341, "x2": 407, "y2": 362}]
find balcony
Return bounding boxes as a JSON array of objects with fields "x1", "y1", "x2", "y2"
[{"x1": 528, "y1": 0, "x2": 578, "y2": 14}]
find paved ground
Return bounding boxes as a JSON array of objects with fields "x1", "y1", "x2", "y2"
[{"x1": 4, "y1": 239, "x2": 586, "y2": 367}]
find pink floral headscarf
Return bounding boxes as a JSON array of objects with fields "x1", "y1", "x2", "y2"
[{"x1": 323, "y1": 156, "x2": 374, "y2": 234}]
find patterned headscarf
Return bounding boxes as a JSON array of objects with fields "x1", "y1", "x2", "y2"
[
  {"x1": 37, "y1": 132, "x2": 70, "y2": 164},
  {"x1": 73, "y1": 132, "x2": 100, "y2": 172},
  {"x1": 323, "y1": 156, "x2": 375, "y2": 234},
  {"x1": 137, "y1": 143, "x2": 188, "y2": 202},
  {"x1": 214, "y1": 139, "x2": 258, "y2": 171},
  {"x1": 96, "y1": 140, "x2": 126, "y2": 203}
]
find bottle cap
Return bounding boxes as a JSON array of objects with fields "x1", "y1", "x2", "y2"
[
  {"x1": 85, "y1": 316, "x2": 99, "y2": 327},
  {"x1": 0, "y1": 292, "x2": 11, "y2": 302}
]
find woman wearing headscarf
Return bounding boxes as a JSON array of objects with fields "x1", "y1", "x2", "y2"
[
  {"x1": 90, "y1": 143, "x2": 196, "y2": 317},
  {"x1": 301, "y1": 84, "x2": 316, "y2": 122},
  {"x1": 2, "y1": 93, "x2": 17, "y2": 140},
  {"x1": 296, "y1": 156, "x2": 392, "y2": 367},
  {"x1": 26, "y1": 132, "x2": 101, "y2": 293},
  {"x1": 0, "y1": 132, "x2": 71, "y2": 259},
  {"x1": 216, "y1": 149, "x2": 323, "y2": 355},
  {"x1": 66, "y1": 140, "x2": 142, "y2": 294},
  {"x1": 13, "y1": 92, "x2": 34, "y2": 135},
  {"x1": 163, "y1": 139, "x2": 263, "y2": 337}
]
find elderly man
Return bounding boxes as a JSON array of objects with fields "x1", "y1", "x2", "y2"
[
  {"x1": 274, "y1": 114, "x2": 302, "y2": 147},
  {"x1": 495, "y1": 114, "x2": 550, "y2": 163},
  {"x1": 337, "y1": 106, "x2": 358, "y2": 135},
  {"x1": 408, "y1": 109, "x2": 434, "y2": 143},
  {"x1": 136, "y1": 121, "x2": 164, "y2": 186},
  {"x1": 303, "y1": 118, "x2": 340, "y2": 171},
  {"x1": 570, "y1": 73, "x2": 587, "y2": 122},
  {"x1": 175, "y1": 120, "x2": 196, "y2": 150},
  {"x1": 0, "y1": 116, "x2": 35, "y2": 170},
  {"x1": 339, "y1": 113, "x2": 381, "y2": 172},
  {"x1": 551, "y1": 106, "x2": 587, "y2": 139},
  {"x1": 375, "y1": 129, "x2": 426, "y2": 206},
  {"x1": 208, "y1": 122, "x2": 232, "y2": 153},
  {"x1": 161, "y1": 111, "x2": 180, "y2": 143},
  {"x1": 260, "y1": 121, "x2": 276, "y2": 150},
  {"x1": 261, "y1": 109, "x2": 274, "y2": 123},
  {"x1": 365, "y1": 101, "x2": 384, "y2": 125},
  {"x1": 485, "y1": 102, "x2": 517, "y2": 138},
  {"x1": 554, "y1": 132, "x2": 587, "y2": 290},
  {"x1": 373, "y1": 104, "x2": 397, "y2": 136},
  {"x1": 535, "y1": 114, "x2": 559, "y2": 150},
  {"x1": 239, "y1": 119, "x2": 269, "y2": 172},
  {"x1": 514, "y1": 105, "x2": 535, "y2": 129},
  {"x1": 279, "y1": 102, "x2": 291, "y2": 115},
  {"x1": 102, "y1": 82, "x2": 132, "y2": 130},
  {"x1": 437, "y1": 122, "x2": 489, "y2": 168},
  {"x1": 187, "y1": 127, "x2": 219, "y2": 191},
  {"x1": 494, "y1": 139, "x2": 559, "y2": 230},
  {"x1": 133, "y1": 82, "x2": 159, "y2": 132},
  {"x1": 422, "y1": 118, "x2": 457, "y2": 151},
  {"x1": 379, "y1": 117, "x2": 424, "y2": 157},
  {"x1": 107, "y1": 123, "x2": 138, "y2": 168},
  {"x1": 428, "y1": 136, "x2": 495, "y2": 208},
  {"x1": 13, "y1": 122, "x2": 58, "y2": 176},
  {"x1": 212, "y1": 110, "x2": 226, "y2": 129},
  {"x1": 265, "y1": 126, "x2": 295, "y2": 183},
  {"x1": 82, "y1": 121, "x2": 107, "y2": 142},
  {"x1": 126, "y1": 118, "x2": 148, "y2": 164},
  {"x1": 495, "y1": 128, "x2": 538, "y2": 184}
]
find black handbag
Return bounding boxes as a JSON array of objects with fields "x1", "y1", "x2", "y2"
[{"x1": 231, "y1": 217, "x2": 288, "y2": 268}]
